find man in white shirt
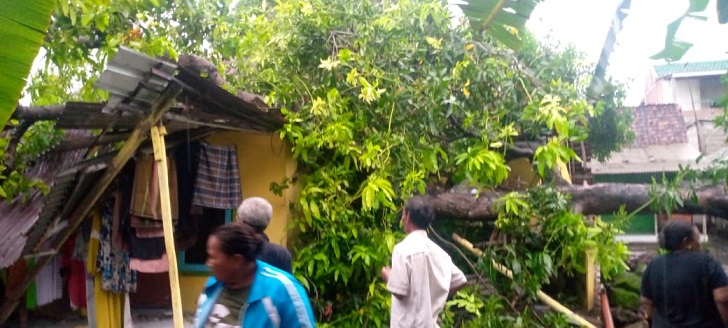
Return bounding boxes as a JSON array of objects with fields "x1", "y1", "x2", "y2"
[{"x1": 381, "y1": 196, "x2": 468, "y2": 328}]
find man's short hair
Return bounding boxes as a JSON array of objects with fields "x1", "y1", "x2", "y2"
[
  {"x1": 405, "y1": 196, "x2": 434, "y2": 229},
  {"x1": 237, "y1": 197, "x2": 273, "y2": 232}
]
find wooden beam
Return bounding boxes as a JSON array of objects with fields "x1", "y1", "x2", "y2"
[
  {"x1": 0, "y1": 83, "x2": 182, "y2": 325},
  {"x1": 150, "y1": 124, "x2": 184, "y2": 328},
  {"x1": 53, "y1": 133, "x2": 132, "y2": 152},
  {"x1": 11, "y1": 104, "x2": 69, "y2": 121}
]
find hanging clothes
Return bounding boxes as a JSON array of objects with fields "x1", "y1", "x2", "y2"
[
  {"x1": 6, "y1": 259, "x2": 33, "y2": 310},
  {"x1": 133, "y1": 225, "x2": 165, "y2": 238},
  {"x1": 35, "y1": 254, "x2": 63, "y2": 306},
  {"x1": 94, "y1": 269, "x2": 125, "y2": 328},
  {"x1": 88, "y1": 209, "x2": 129, "y2": 328},
  {"x1": 128, "y1": 232, "x2": 165, "y2": 260},
  {"x1": 130, "y1": 216, "x2": 164, "y2": 229},
  {"x1": 118, "y1": 161, "x2": 164, "y2": 261},
  {"x1": 98, "y1": 196, "x2": 137, "y2": 294},
  {"x1": 86, "y1": 271, "x2": 97, "y2": 328},
  {"x1": 62, "y1": 233, "x2": 87, "y2": 309},
  {"x1": 175, "y1": 141, "x2": 201, "y2": 234},
  {"x1": 129, "y1": 254, "x2": 170, "y2": 273},
  {"x1": 130, "y1": 153, "x2": 179, "y2": 220},
  {"x1": 192, "y1": 143, "x2": 243, "y2": 209}
]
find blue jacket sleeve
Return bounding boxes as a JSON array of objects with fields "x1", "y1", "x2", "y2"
[{"x1": 276, "y1": 283, "x2": 317, "y2": 328}]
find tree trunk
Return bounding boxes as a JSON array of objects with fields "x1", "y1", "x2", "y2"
[{"x1": 429, "y1": 183, "x2": 728, "y2": 221}]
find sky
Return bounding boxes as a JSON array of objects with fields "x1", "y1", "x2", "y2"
[{"x1": 526, "y1": 0, "x2": 728, "y2": 105}]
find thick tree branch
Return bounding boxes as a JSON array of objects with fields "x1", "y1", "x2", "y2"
[
  {"x1": 429, "y1": 183, "x2": 728, "y2": 221},
  {"x1": 2, "y1": 120, "x2": 33, "y2": 176}
]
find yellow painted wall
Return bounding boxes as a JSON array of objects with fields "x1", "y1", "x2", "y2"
[
  {"x1": 178, "y1": 130, "x2": 297, "y2": 313},
  {"x1": 502, "y1": 157, "x2": 540, "y2": 191},
  {"x1": 180, "y1": 275, "x2": 210, "y2": 313}
]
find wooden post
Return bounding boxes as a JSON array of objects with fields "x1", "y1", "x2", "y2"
[
  {"x1": 150, "y1": 124, "x2": 184, "y2": 328},
  {"x1": 585, "y1": 248, "x2": 595, "y2": 311},
  {"x1": 0, "y1": 83, "x2": 181, "y2": 325}
]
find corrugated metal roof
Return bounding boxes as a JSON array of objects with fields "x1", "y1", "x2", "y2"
[
  {"x1": 589, "y1": 143, "x2": 701, "y2": 174},
  {"x1": 0, "y1": 130, "x2": 89, "y2": 268},
  {"x1": 654, "y1": 59, "x2": 728, "y2": 78},
  {"x1": 95, "y1": 47, "x2": 177, "y2": 115}
]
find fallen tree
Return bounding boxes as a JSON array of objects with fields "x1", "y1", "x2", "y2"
[{"x1": 429, "y1": 183, "x2": 728, "y2": 221}]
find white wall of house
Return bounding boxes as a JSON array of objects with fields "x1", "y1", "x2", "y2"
[
  {"x1": 647, "y1": 75, "x2": 723, "y2": 111},
  {"x1": 673, "y1": 78, "x2": 702, "y2": 111}
]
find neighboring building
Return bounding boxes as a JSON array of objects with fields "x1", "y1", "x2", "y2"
[
  {"x1": 588, "y1": 104, "x2": 708, "y2": 243},
  {"x1": 643, "y1": 59, "x2": 728, "y2": 154}
]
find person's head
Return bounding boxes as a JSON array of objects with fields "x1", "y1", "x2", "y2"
[
  {"x1": 236, "y1": 197, "x2": 273, "y2": 233},
  {"x1": 401, "y1": 196, "x2": 434, "y2": 233},
  {"x1": 659, "y1": 220, "x2": 701, "y2": 252},
  {"x1": 206, "y1": 223, "x2": 263, "y2": 286}
]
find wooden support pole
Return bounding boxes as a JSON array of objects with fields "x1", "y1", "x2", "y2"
[
  {"x1": 0, "y1": 83, "x2": 182, "y2": 325},
  {"x1": 150, "y1": 124, "x2": 184, "y2": 328},
  {"x1": 452, "y1": 233, "x2": 597, "y2": 328},
  {"x1": 585, "y1": 248, "x2": 596, "y2": 311}
]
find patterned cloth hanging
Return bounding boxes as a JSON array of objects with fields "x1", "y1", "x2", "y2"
[
  {"x1": 192, "y1": 143, "x2": 243, "y2": 209},
  {"x1": 97, "y1": 196, "x2": 137, "y2": 293}
]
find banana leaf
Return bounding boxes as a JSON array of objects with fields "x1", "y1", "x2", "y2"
[
  {"x1": 0, "y1": 0, "x2": 55, "y2": 129},
  {"x1": 457, "y1": 0, "x2": 543, "y2": 51}
]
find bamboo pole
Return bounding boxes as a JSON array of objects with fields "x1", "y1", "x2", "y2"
[
  {"x1": 585, "y1": 248, "x2": 596, "y2": 311},
  {"x1": 150, "y1": 124, "x2": 184, "y2": 328},
  {"x1": 452, "y1": 233, "x2": 597, "y2": 328}
]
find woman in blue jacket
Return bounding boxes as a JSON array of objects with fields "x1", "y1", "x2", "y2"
[{"x1": 195, "y1": 222, "x2": 316, "y2": 328}]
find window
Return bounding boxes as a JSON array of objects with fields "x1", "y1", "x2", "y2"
[
  {"x1": 178, "y1": 208, "x2": 232, "y2": 273},
  {"x1": 699, "y1": 76, "x2": 723, "y2": 108}
]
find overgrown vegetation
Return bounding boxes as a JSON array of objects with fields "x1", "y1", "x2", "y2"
[
  {"x1": 228, "y1": 1, "x2": 631, "y2": 326},
  {"x1": 2, "y1": 0, "x2": 643, "y2": 326}
]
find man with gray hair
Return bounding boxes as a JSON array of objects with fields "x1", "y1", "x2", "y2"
[{"x1": 237, "y1": 197, "x2": 293, "y2": 274}]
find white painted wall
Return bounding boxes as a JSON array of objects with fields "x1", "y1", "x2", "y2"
[{"x1": 674, "y1": 78, "x2": 702, "y2": 111}]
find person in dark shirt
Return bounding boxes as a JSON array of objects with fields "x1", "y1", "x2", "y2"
[
  {"x1": 236, "y1": 197, "x2": 293, "y2": 274},
  {"x1": 641, "y1": 220, "x2": 728, "y2": 327}
]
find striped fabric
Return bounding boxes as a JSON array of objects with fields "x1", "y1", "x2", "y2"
[{"x1": 192, "y1": 143, "x2": 243, "y2": 209}]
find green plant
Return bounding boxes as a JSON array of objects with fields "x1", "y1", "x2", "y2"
[
  {"x1": 487, "y1": 186, "x2": 629, "y2": 299},
  {"x1": 0, "y1": 121, "x2": 64, "y2": 201}
]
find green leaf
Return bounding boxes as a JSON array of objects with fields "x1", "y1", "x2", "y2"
[
  {"x1": 652, "y1": 0, "x2": 710, "y2": 60},
  {"x1": 81, "y1": 13, "x2": 95, "y2": 27},
  {"x1": 0, "y1": 0, "x2": 56, "y2": 129},
  {"x1": 458, "y1": 0, "x2": 542, "y2": 50},
  {"x1": 310, "y1": 200, "x2": 321, "y2": 219}
]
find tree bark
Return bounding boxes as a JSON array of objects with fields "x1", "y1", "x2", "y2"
[{"x1": 429, "y1": 183, "x2": 728, "y2": 221}]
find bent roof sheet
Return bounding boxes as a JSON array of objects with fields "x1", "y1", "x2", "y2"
[{"x1": 0, "y1": 130, "x2": 88, "y2": 268}]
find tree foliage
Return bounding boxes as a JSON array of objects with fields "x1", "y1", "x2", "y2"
[
  {"x1": 5, "y1": 0, "x2": 639, "y2": 326},
  {"x1": 225, "y1": 1, "x2": 629, "y2": 325}
]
